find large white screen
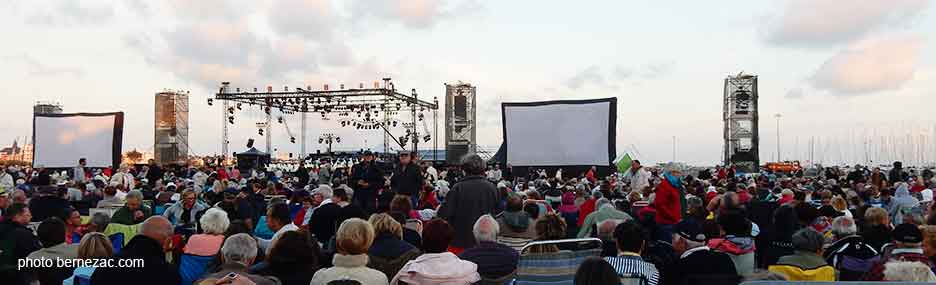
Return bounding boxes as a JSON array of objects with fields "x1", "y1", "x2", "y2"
[
  {"x1": 34, "y1": 115, "x2": 118, "y2": 168},
  {"x1": 504, "y1": 100, "x2": 612, "y2": 166}
]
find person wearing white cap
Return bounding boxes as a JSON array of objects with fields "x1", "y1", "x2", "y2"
[{"x1": 0, "y1": 168, "x2": 13, "y2": 190}]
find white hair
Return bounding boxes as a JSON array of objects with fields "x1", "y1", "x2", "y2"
[
  {"x1": 221, "y1": 233, "x2": 258, "y2": 265},
  {"x1": 126, "y1": 190, "x2": 144, "y2": 201},
  {"x1": 472, "y1": 214, "x2": 499, "y2": 242},
  {"x1": 830, "y1": 216, "x2": 857, "y2": 238},
  {"x1": 884, "y1": 261, "x2": 936, "y2": 282},
  {"x1": 200, "y1": 208, "x2": 230, "y2": 235}
]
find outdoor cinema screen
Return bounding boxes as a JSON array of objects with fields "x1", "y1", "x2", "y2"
[
  {"x1": 502, "y1": 98, "x2": 616, "y2": 166},
  {"x1": 33, "y1": 113, "x2": 124, "y2": 168}
]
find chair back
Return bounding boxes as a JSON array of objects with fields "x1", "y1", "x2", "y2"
[
  {"x1": 619, "y1": 274, "x2": 646, "y2": 285},
  {"x1": 515, "y1": 238, "x2": 602, "y2": 285},
  {"x1": 109, "y1": 233, "x2": 125, "y2": 253},
  {"x1": 179, "y1": 254, "x2": 216, "y2": 285},
  {"x1": 478, "y1": 269, "x2": 516, "y2": 285},
  {"x1": 103, "y1": 223, "x2": 142, "y2": 247}
]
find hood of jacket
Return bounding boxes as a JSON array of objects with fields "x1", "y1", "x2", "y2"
[
  {"x1": 399, "y1": 252, "x2": 479, "y2": 281},
  {"x1": 708, "y1": 235, "x2": 756, "y2": 255}
]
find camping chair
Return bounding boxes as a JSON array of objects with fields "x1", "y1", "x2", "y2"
[
  {"x1": 619, "y1": 273, "x2": 647, "y2": 285},
  {"x1": 513, "y1": 238, "x2": 602, "y2": 285},
  {"x1": 179, "y1": 253, "x2": 216, "y2": 285},
  {"x1": 109, "y1": 232, "x2": 124, "y2": 253}
]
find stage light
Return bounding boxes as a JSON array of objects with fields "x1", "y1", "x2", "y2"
[
  {"x1": 253, "y1": 87, "x2": 258, "y2": 92},
  {"x1": 340, "y1": 84, "x2": 345, "y2": 90},
  {"x1": 258, "y1": 129, "x2": 264, "y2": 136},
  {"x1": 290, "y1": 137, "x2": 296, "y2": 143},
  {"x1": 336, "y1": 137, "x2": 341, "y2": 143},
  {"x1": 277, "y1": 117, "x2": 283, "y2": 124},
  {"x1": 236, "y1": 103, "x2": 242, "y2": 110},
  {"x1": 228, "y1": 107, "x2": 234, "y2": 114},
  {"x1": 319, "y1": 138, "x2": 324, "y2": 144},
  {"x1": 207, "y1": 98, "x2": 213, "y2": 106},
  {"x1": 392, "y1": 121, "x2": 397, "y2": 127}
]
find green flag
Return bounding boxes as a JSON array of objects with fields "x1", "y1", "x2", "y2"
[{"x1": 616, "y1": 153, "x2": 633, "y2": 173}]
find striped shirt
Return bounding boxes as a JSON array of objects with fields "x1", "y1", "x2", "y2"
[{"x1": 604, "y1": 255, "x2": 660, "y2": 285}]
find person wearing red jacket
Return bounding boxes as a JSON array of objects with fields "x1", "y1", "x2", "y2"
[
  {"x1": 578, "y1": 191, "x2": 600, "y2": 227},
  {"x1": 652, "y1": 171, "x2": 685, "y2": 243}
]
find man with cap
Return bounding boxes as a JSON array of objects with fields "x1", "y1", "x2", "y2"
[
  {"x1": 864, "y1": 223, "x2": 936, "y2": 281},
  {"x1": 768, "y1": 228, "x2": 835, "y2": 281},
  {"x1": 350, "y1": 150, "x2": 384, "y2": 213},
  {"x1": 663, "y1": 219, "x2": 737, "y2": 285},
  {"x1": 390, "y1": 151, "x2": 424, "y2": 207}
]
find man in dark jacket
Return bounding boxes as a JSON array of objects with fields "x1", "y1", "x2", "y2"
[
  {"x1": 824, "y1": 216, "x2": 879, "y2": 281},
  {"x1": 351, "y1": 151, "x2": 384, "y2": 213},
  {"x1": 390, "y1": 151, "x2": 424, "y2": 206},
  {"x1": 864, "y1": 223, "x2": 936, "y2": 281},
  {"x1": 0, "y1": 204, "x2": 42, "y2": 285},
  {"x1": 438, "y1": 154, "x2": 500, "y2": 252},
  {"x1": 664, "y1": 219, "x2": 737, "y2": 285},
  {"x1": 459, "y1": 214, "x2": 518, "y2": 279},
  {"x1": 91, "y1": 216, "x2": 181, "y2": 285},
  {"x1": 889, "y1": 161, "x2": 908, "y2": 185},
  {"x1": 29, "y1": 185, "x2": 69, "y2": 222}
]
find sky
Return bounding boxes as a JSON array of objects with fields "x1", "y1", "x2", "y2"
[{"x1": 0, "y1": 0, "x2": 934, "y2": 166}]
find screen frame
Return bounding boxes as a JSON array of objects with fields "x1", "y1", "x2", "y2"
[
  {"x1": 501, "y1": 97, "x2": 617, "y2": 167},
  {"x1": 32, "y1": 112, "x2": 125, "y2": 169}
]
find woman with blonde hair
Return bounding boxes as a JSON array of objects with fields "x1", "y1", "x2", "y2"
[
  {"x1": 311, "y1": 218, "x2": 388, "y2": 284},
  {"x1": 366, "y1": 213, "x2": 421, "y2": 279},
  {"x1": 860, "y1": 207, "x2": 892, "y2": 252},
  {"x1": 830, "y1": 196, "x2": 852, "y2": 218},
  {"x1": 64, "y1": 232, "x2": 114, "y2": 284}
]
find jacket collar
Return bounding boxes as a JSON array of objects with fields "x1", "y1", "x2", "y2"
[
  {"x1": 333, "y1": 253, "x2": 369, "y2": 268},
  {"x1": 680, "y1": 246, "x2": 710, "y2": 259}
]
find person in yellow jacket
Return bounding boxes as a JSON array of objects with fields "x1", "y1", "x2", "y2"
[{"x1": 768, "y1": 228, "x2": 836, "y2": 281}]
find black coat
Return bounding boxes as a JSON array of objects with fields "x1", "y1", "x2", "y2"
[
  {"x1": 390, "y1": 163, "x2": 423, "y2": 196},
  {"x1": 0, "y1": 220, "x2": 43, "y2": 285},
  {"x1": 663, "y1": 249, "x2": 738, "y2": 285},
  {"x1": 438, "y1": 175, "x2": 500, "y2": 248},
  {"x1": 90, "y1": 235, "x2": 181, "y2": 285},
  {"x1": 308, "y1": 203, "x2": 341, "y2": 243},
  {"x1": 29, "y1": 195, "x2": 70, "y2": 222},
  {"x1": 351, "y1": 161, "x2": 384, "y2": 193}
]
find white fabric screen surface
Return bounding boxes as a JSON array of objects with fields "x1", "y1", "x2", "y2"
[
  {"x1": 504, "y1": 101, "x2": 611, "y2": 166},
  {"x1": 34, "y1": 115, "x2": 116, "y2": 168}
]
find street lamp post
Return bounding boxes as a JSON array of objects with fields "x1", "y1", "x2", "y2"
[{"x1": 775, "y1": 113, "x2": 782, "y2": 162}]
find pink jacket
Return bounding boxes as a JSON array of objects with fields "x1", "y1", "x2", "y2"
[{"x1": 391, "y1": 252, "x2": 481, "y2": 285}]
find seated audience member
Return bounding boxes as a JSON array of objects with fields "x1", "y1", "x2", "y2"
[
  {"x1": 558, "y1": 192, "x2": 579, "y2": 237},
  {"x1": 597, "y1": 219, "x2": 623, "y2": 257},
  {"x1": 823, "y1": 216, "x2": 879, "y2": 281},
  {"x1": 250, "y1": 230, "x2": 320, "y2": 285},
  {"x1": 389, "y1": 211, "x2": 421, "y2": 248},
  {"x1": 768, "y1": 228, "x2": 835, "y2": 281},
  {"x1": 0, "y1": 203, "x2": 42, "y2": 285},
  {"x1": 63, "y1": 232, "x2": 115, "y2": 285},
  {"x1": 578, "y1": 198, "x2": 632, "y2": 238},
  {"x1": 62, "y1": 206, "x2": 86, "y2": 244},
  {"x1": 864, "y1": 223, "x2": 936, "y2": 281},
  {"x1": 27, "y1": 217, "x2": 80, "y2": 285},
  {"x1": 497, "y1": 194, "x2": 537, "y2": 251},
  {"x1": 574, "y1": 257, "x2": 622, "y2": 285},
  {"x1": 29, "y1": 185, "x2": 69, "y2": 222},
  {"x1": 162, "y1": 190, "x2": 209, "y2": 228},
  {"x1": 861, "y1": 206, "x2": 893, "y2": 252},
  {"x1": 91, "y1": 216, "x2": 181, "y2": 285},
  {"x1": 391, "y1": 219, "x2": 480, "y2": 284},
  {"x1": 366, "y1": 213, "x2": 420, "y2": 280},
  {"x1": 527, "y1": 213, "x2": 569, "y2": 254},
  {"x1": 307, "y1": 187, "x2": 346, "y2": 244},
  {"x1": 258, "y1": 203, "x2": 298, "y2": 253},
  {"x1": 199, "y1": 233, "x2": 280, "y2": 285},
  {"x1": 184, "y1": 208, "x2": 230, "y2": 256},
  {"x1": 96, "y1": 185, "x2": 122, "y2": 208},
  {"x1": 743, "y1": 270, "x2": 788, "y2": 282},
  {"x1": 110, "y1": 190, "x2": 153, "y2": 225},
  {"x1": 459, "y1": 214, "x2": 519, "y2": 279},
  {"x1": 604, "y1": 220, "x2": 660, "y2": 285},
  {"x1": 922, "y1": 225, "x2": 936, "y2": 263},
  {"x1": 664, "y1": 219, "x2": 737, "y2": 285},
  {"x1": 86, "y1": 212, "x2": 111, "y2": 233},
  {"x1": 311, "y1": 218, "x2": 388, "y2": 284},
  {"x1": 883, "y1": 261, "x2": 936, "y2": 282},
  {"x1": 708, "y1": 210, "x2": 756, "y2": 276}
]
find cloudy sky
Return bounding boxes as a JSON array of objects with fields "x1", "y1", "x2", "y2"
[{"x1": 1, "y1": 0, "x2": 934, "y2": 166}]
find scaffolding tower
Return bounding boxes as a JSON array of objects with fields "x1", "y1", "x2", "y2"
[{"x1": 723, "y1": 73, "x2": 759, "y2": 172}]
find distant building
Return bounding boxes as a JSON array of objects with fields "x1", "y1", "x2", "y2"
[
  {"x1": 0, "y1": 139, "x2": 32, "y2": 163},
  {"x1": 154, "y1": 90, "x2": 189, "y2": 165},
  {"x1": 34, "y1": 101, "x2": 63, "y2": 115}
]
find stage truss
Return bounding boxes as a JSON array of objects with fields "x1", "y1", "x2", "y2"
[{"x1": 212, "y1": 78, "x2": 439, "y2": 161}]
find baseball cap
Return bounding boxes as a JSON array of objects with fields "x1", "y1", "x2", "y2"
[
  {"x1": 893, "y1": 223, "x2": 923, "y2": 244},
  {"x1": 675, "y1": 219, "x2": 706, "y2": 242}
]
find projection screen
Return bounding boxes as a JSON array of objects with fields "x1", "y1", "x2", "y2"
[
  {"x1": 33, "y1": 112, "x2": 124, "y2": 168},
  {"x1": 502, "y1": 98, "x2": 616, "y2": 166}
]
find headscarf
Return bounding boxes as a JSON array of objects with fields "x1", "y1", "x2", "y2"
[
  {"x1": 559, "y1": 192, "x2": 577, "y2": 213},
  {"x1": 890, "y1": 182, "x2": 919, "y2": 225}
]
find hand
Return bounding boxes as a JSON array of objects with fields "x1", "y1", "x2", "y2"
[
  {"x1": 214, "y1": 274, "x2": 256, "y2": 285},
  {"x1": 133, "y1": 210, "x2": 144, "y2": 220}
]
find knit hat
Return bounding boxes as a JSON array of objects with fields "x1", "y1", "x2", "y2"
[{"x1": 893, "y1": 223, "x2": 923, "y2": 244}]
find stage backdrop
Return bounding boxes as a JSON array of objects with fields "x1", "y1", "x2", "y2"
[
  {"x1": 33, "y1": 112, "x2": 124, "y2": 168},
  {"x1": 502, "y1": 98, "x2": 616, "y2": 167}
]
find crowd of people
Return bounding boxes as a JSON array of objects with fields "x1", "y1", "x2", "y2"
[{"x1": 2, "y1": 151, "x2": 936, "y2": 284}]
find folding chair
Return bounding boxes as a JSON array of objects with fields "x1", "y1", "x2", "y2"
[
  {"x1": 179, "y1": 253, "x2": 216, "y2": 285},
  {"x1": 513, "y1": 238, "x2": 602, "y2": 285}
]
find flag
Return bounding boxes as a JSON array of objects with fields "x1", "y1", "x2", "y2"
[{"x1": 616, "y1": 153, "x2": 633, "y2": 173}]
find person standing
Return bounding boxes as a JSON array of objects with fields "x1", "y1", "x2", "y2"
[
  {"x1": 73, "y1": 158, "x2": 88, "y2": 184},
  {"x1": 664, "y1": 219, "x2": 737, "y2": 285},
  {"x1": 623, "y1": 160, "x2": 651, "y2": 194},
  {"x1": 391, "y1": 151, "x2": 423, "y2": 207},
  {"x1": 438, "y1": 154, "x2": 500, "y2": 254},
  {"x1": 0, "y1": 204, "x2": 42, "y2": 285},
  {"x1": 351, "y1": 151, "x2": 383, "y2": 213}
]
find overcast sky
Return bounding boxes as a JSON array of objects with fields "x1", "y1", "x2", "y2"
[{"x1": 1, "y1": 0, "x2": 934, "y2": 166}]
